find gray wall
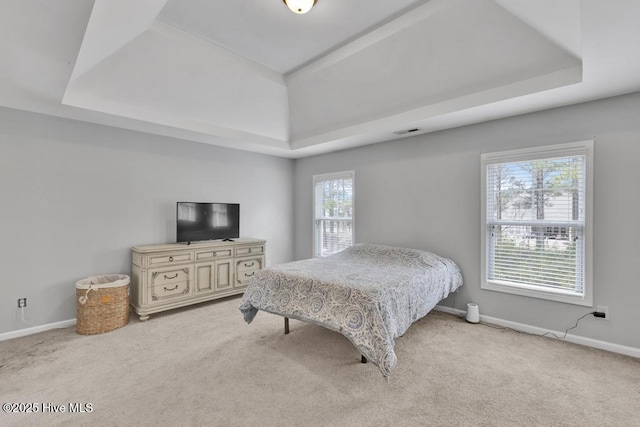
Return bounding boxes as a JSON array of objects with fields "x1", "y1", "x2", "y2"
[
  {"x1": 294, "y1": 92, "x2": 640, "y2": 350},
  {"x1": 0, "y1": 108, "x2": 294, "y2": 334},
  {"x1": 3, "y1": 92, "x2": 640, "y2": 350}
]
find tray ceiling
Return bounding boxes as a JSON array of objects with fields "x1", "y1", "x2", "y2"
[{"x1": 1, "y1": 0, "x2": 639, "y2": 158}]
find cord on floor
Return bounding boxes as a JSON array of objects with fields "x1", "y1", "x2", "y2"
[{"x1": 462, "y1": 311, "x2": 596, "y2": 340}]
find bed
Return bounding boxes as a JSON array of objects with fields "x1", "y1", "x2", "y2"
[{"x1": 239, "y1": 243, "x2": 463, "y2": 377}]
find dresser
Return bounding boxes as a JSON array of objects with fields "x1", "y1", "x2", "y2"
[{"x1": 130, "y1": 238, "x2": 265, "y2": 321}]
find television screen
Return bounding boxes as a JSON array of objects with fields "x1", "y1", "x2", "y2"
[{"x1": 176, "y1": 202, "x2": 240, "y2": 243}]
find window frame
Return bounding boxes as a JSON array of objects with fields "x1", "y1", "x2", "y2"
[
  {"x1": 312, "y1": 171, "x2": 355, "y2": 258},
  {"x1": 480, "y1": 141, "x2": 594, "y2": 306}
]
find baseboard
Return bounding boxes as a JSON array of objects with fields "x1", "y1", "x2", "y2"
[
  {"x1": 434, "y1": 305, "x2": 465, "y2": 317},
  {"x1": 434, "y1": 305, "x2": 640, "y2": 359},
  {"x1": 0, "y1": 319, "x2": 76, "y2": 341}
]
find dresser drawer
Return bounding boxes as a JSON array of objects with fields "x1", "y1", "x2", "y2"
[
  {"x1": 236, "y1": 257, "x2": 263, "y2": 273},
  {"x1": 149, "y1": 267, "x2": 190, "y2": 287},
  {"x1": 237, "y1": 270, "x2": 258, "y2": 284},
  {"x1": 149, "y1": 281, "x2": 190, "y2": 303},
  {"x1": 195, "y1": 247, "x2": 233, "y2": 262},
  {"x1": 148, "y1": 251, "x2": 193, "y2": 267},
  {"x1": 235, "y1": 245, "x2": 264, "y2": 257},
  {"x1": 235, "y1": 255, "x2": 264, "y2": 286}
]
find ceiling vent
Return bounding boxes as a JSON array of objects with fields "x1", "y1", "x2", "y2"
[{"x1": 393, "y1": 128, "x2": 421, "y2": 136}]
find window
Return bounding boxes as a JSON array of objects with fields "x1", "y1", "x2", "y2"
[
  {"x1": 481, "y1": 141, "x2": 593, "y2": 306},
  {"x1": 313, "y1": 171, "x2": 354, "y2": 257}
]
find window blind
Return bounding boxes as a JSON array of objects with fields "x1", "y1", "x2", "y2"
[
  {"x1": 486, "y1": 154, "x2": 586, "y2": 294},
  {"x1": 313, "y1": 172, "x2": 354, "y2": 257}
]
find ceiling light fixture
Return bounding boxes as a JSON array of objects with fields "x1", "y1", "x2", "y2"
[{"x1": 283, "y1": 0, "x2": 317, "y2": 14}]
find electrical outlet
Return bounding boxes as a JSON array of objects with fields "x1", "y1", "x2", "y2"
[
  {"x1": 596, "y1": 305, "x2": 609, "y2": 320},
  {"x1": 17, "y1": 298, "x2": 27, "y2": 308}
]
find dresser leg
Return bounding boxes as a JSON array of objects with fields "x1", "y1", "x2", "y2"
[
  {"x1": 139, "y1": 314, "x2": 150, "y2": 321},
  {"x1": 284, "y1": 317, "x2": 289, "y2": 334},
  {"x1": 361, "y1": 355, "x2": 367, "y2": 364}
]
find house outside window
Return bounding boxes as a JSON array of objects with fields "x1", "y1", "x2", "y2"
[
  {"x1": 481, "y1": 141, "x2": 593, "y2": 306},
  {"x1": 313, "y1": 171, "x2": 354, "y2": 257}
]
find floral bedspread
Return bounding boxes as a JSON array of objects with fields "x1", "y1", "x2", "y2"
[{"x1": 239, "y1": 243, "x2": 463, "y2": 377}]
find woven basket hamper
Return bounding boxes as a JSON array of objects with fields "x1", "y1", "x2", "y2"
[{"x1": 76, "y1": 274, "x2": 130, "y2": 335}]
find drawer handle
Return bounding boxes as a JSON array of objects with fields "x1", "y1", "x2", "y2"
[
  {"x1": 164, "y1": 274, "x2": 179, "y2": 280},
  {"x1": 245, "y1": 271, "x2": 255, "y2": 278},
  {"x1": 169, "y1": 256, "x2": 174, "y2": 262},
  {"x1": 248, "y1": 248, "x2": 252, "y2": 253},
  {"x1": 212, "y1": 251, "x2": 217, "y2": 256},
  {"x1": 244, "y1": 262, "x2": 255, "y2": 268},
  {"x1": 164, "y1": 285, "x2": 179, "y2": 291}
]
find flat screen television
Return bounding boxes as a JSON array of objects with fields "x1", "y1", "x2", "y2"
[{"x1": 176, "y1": 202, "x2": 240, "y2": 243}]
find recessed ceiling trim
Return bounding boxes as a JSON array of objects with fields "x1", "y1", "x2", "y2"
[
  {"x1": 290, "y1": 64, "x2": 582, "y2": 151},
  {"x1": 62, "y1": 86, "x2": 290, "y2": 150}
]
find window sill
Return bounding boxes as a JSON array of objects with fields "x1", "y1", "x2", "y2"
[{"x1": 482, "y1": 280, "x2": 593, "y2": 307}]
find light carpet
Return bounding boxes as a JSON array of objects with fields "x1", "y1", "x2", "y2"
[{"x1": 1, "y1": 296, "x2": 639, "y2": 426}]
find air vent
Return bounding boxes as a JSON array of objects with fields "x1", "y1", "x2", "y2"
[{"x1": 393, "y1": 128, "x2": 421, "y2": 135}]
